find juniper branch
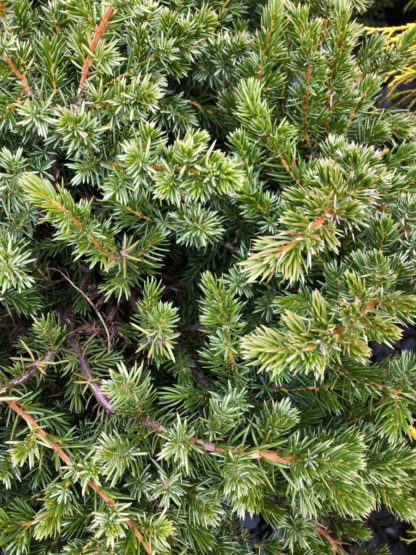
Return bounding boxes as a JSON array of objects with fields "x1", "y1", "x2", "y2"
[
  {"x1": 142, "y1": 416, "x2": 292, "y2": 464},
  {"x1": 5, "y1": 400, "x2": 151, "y2": 553},
  {"x1": 1, "y1": 351, "x2": 55, "y2": 392}
]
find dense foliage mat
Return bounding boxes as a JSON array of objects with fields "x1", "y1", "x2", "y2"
[{"x1": 2, "y1": 0, "x2": 416, "y2": 553}]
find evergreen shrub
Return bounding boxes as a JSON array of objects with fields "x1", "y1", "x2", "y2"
[{"x1": 1, "y1": 0, "x2": 416, "y2": 553}]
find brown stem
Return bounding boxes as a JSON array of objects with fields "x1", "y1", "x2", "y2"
[
  {"x1": 49, "y1": 198, "x2": 118, "y2": 263},
  {"x1": 249, "y1": 449, "x2": 292, "y2": 464},
  {"x1": 6, "y1": 400, "x2": 151, "y2": 553},
  {"x1": 187, "y1": 99, "x2": 214, "y2": 115},
  {"x1": 191, "y1": 367, "x2": 210, "y2": 389},
  {"x1": 54, "y1": 268, "x2": 112, "y2": 352},
  {"x1": 263, "y1": 133, "x2": 301, "y2": 187},
  {"x1": 258, "y1": 19, "x2": 276, "y2": 82},
  {"x1": 219, "y1": 0, "x2": 232, "y2": 16},
  {"x1": 114, "y1": 202, "x2": 154, "y2": 223},
  {"x1": 4, "y1": 57, "x2": 31, "y2": 94},
  {"x1": 316, "y1": 523, "x2": 342, "y2": 553},
  {"x1": 70, "y1": 339, "x2": 114, "y2": 414},
  {"x1": 7, "y1": 400, "x2": 71, "y2": 463},
  {"x1": 78, "y1": 7, "x2": 114, "y2": 94},
  {"x1": 6, "y1": 351, "x2": 55, "y2": 389},
  {"x1": 181, "y1": 323, "x2": 205, "y2": 332},
  {"x1": 302, "y1": 64, "x2": 312, "y2": 147}
]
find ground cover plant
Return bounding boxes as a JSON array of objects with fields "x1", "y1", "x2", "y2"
[{"x1": 2, "y1": 0, "x2": 416, "y2": 553}]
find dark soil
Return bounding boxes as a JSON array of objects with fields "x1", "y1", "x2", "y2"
[
  {"x1": 384, "y1": 1, "x2": 416, "y2": 25},
  {"x1": 360, "y1": 509, "x2": 415, "y2": 554}
]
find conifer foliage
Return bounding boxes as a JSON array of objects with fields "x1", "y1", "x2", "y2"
[{"x1": 1, "y1": 0, "x2": 416, "y2": 553}]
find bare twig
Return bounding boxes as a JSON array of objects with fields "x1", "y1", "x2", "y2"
[
  {"x1": 53, "y1": 268, "x2": 112, "y2": 352},
  {"x1": 6, "y1": 400, "x2": 151, "y2": 553},
  {"x1": 191, "y1": 367, "x2": 210, "y2": 388},
  {"x1": 70, "y1": 338, "x2": 114, "y2": 414},
  {"x1": 7, "y1": 351, "x2": 55, "y2": 387},
  {"x1": 181, "y1": 323, "x2": 205, "y2": 332},
  {"x1": 0, "y1": 351, "x2": 55, "y2": 394}
]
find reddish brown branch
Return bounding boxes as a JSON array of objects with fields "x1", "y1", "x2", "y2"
[
  {"x1": 4, "y1": 57, "x2": 31, "y2": 94},
  {"x1": 115, "y1": 202, "x2": 154, "y2": 223},
  {"x1": 316, "y1": 524, "x2": 342, "y2": 553},
  {"x1": 7, "y1": 400, "x2": 71, "y2": 463},
  {"x1": 6, "y1": 400, "x2": 151, "y2": 553},
  {"x1": 78, "y1": 6, "x2": 114, "y2": 94},
  {"x1": 249, "y1": 449, "x2": 293, "y2": 464}
]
